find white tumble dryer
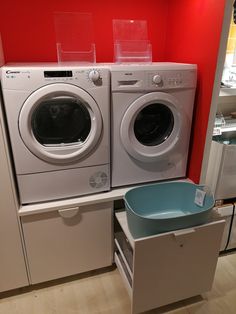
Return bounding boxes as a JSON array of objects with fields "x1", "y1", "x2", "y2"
[
  {"x1": 1, "y1": 64, "x2": 110, "y2": 204},
  {"x1": 110, "y1": 63, "x2": 197, "y2": 187}
]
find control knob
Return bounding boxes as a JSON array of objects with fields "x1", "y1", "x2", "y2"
[
  {"x1": 152, "y1": 74, "x2": 162, "y2": 85},
  {"x1": 88, "y1": 70, "x2": 101, "y2": 83}
]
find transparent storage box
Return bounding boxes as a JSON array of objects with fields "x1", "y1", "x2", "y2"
[
  {"x1": 54, "y1": 12, "x2": 96, "y2": 63},
  {"x1": 113, "y1": 19, "x2": 152, "y2": 63}
]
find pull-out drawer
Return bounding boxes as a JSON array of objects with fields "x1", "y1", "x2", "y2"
[
  {"x1": 21, "y1": 202, "x2": 113, "y2": 284},
  {"x1": 115, "y1": 211, "x2": 225, "y2": 314},
  {"x1": 215, "y1": 204, "x2": 234, "y2": 251},
  {"x1": 206, "y1": 139, "x2": 236, "y2": 200}
]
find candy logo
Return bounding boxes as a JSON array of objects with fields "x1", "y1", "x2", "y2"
[{"x1": 6, "y1": 70, "x2": 20, "y2": 74}]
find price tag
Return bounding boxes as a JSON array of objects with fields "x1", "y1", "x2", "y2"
[
  {"x1": 213, "y1": 127, "x2": 222, "y2": 136},
  {"x1": 194, "y1": 189, "x2": 206, "y2": 207}
]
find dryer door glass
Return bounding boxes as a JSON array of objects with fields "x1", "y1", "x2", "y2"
[
  {"x1": 19, "y1": 83, "x2": 103, "y2": 164},
  {"x1": 31, "y1": 96, "x2": 91, "y2": 146},
  {"x1": 134, "y1": 103, "x2": 174, "y2": 146}
]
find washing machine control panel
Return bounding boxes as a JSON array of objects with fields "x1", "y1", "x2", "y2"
[
  {"x1": 111, "y1": 67, "x2": 197, "y2": 92},
  {"x1": 148, "y1": 70, "x2": 196, "y2": 90}
]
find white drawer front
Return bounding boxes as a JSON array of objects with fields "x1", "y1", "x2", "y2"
[
  {"x1": 115, "y1": 211, "x2": 225, "y2": 314},
  {"x1": 21, "y1": 202, "x2": 113, "y2": 284},
  {"x1": 132, "y1": 220, "x2": 224, "y2": 313}
]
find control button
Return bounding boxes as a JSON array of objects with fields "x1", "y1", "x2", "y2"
[
  {"x1": 168, "y1": 78, "x2": 177, "y2": 86},
  {"x1": 88, "y1": 70, "x2": 101, "y2": 83},
  {"x1": 152, "y1": 74, "x2": 162, "y2": 85},
  {"x1": 176, "y1": 79, "x2": 181, "y2": 85}
]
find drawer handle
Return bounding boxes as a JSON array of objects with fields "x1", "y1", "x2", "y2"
[
  {"x1": 173, "y1": 228, "x2": 195, "y2": 247},
  {"x1": 173, "y1": 228, "x2": 195, "y2": 237},
  {"x1": 58, "y1": 207, "x2": 80, "y2": 218}
]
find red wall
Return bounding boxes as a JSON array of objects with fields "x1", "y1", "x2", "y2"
[
  {"x1": 165, "y1": 0, "x2": 226, "y2": 182},
  {"x1": 0, "y1": 0, "x2": 226, "y2": 183},
  {"x1": 0, "y1": 0, "x2": 168, "y2": 62}
]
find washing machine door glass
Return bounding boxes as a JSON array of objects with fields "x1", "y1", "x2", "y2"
[
  {"x1": 120, "y1": 92, "x2": 187, "y2": 162},
  {"x1": 19, "y1": 83, "x2": 102, "y2": 164},
  {"x1": 134, "y1": 103, "x2": 174, "y2": 146}
]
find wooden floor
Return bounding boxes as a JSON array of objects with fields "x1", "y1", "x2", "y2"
[{"x1": 0, "y1": 252, "x2": 236, "y2": 314}]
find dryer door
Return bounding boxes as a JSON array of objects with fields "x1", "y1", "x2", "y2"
[
  {"x1": 19, "y1": 83, "x2": 102, "y2": 164},
  {"x1": 120, "y1": 92, "x2": 187, "y2": 162}
]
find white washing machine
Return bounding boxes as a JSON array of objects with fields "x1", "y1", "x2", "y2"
[
  {"x1": 1, "y1": 64, "x2": 110, "y2": 204},
  {"x1": 111, "y1": 63, "x2": 197, "y2": 187}
]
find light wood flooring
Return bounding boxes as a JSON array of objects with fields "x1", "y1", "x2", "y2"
[{"x1": 0, "y1": 252, "x2": 236, "y2": 314}]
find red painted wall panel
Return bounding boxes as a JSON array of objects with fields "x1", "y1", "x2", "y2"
[
  {"x1": 165, "y1": 0, "x2": 226, "y2": 182},
  {"x1": 0, "y1": 0, "x2": 227, "y2": 182},
  {"x1": 0, "y1": 0, "x2": 168, "y2": 63}
]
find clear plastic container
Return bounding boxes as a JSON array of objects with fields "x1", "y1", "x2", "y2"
[
  {"x1": 56, "y1": 43, "x2": 96, "y2": 63},
  {"x1": 54, "y1": 12, "x2": 96, "y2": 63},
  {"x1": 114, "y1": 40, "x2": 152, "y2": 63},
  {"x1": 113, "y1": 19, "x2": 152, "y2": 63}
]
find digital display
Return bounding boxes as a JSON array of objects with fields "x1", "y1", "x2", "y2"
[{"x1": 44, "y1": 71, "x2": 73, "y2": 78}]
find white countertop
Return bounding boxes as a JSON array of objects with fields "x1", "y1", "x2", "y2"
[
  {"x1": 18, "y1": 178, "x2": 191, "y2": 216},
  {"x1": 18, "y1": 186, "x2": 133, "y2": 216}
]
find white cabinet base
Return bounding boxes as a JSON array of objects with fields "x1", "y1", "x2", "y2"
[
  {"x1": 115, "y1": 211, "x2": 225, "y2": 314},
  {"x1": 0, "y1": 104, "x2": 29, "y2": 292},
  {"x1": 21, "y1": 202, "x2": 113, "y2": 284}
]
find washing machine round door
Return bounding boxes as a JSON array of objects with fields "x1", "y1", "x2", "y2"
[
  {"x1": 19, "y1": 83, "x2": 102, "y2": 164},
  {"x1": 120, "y1": 92, "x2": 187, "y2": 162}
]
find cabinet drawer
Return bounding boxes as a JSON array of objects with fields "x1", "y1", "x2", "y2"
[
  {"x1": 21, "y1": 202, "x2": 113, "y2": 284},
  {"x1": 215, "y1": 204, "x2": 233, "y2": 251},
  {"x1": 206, "y1": 140, "x2": 236, "y2": 200},
  {"x1": 115, "y1": 211, "x2": 225, "y2": 314}
]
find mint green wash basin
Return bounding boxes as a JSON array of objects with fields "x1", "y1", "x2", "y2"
[{"x1": 124, "y1": 181, "x2": 215, "y2": 239}]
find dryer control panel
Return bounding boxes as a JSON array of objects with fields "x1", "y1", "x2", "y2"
[{"x1": 1, "y1": 65, "x2": 109, "y2": 90}]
